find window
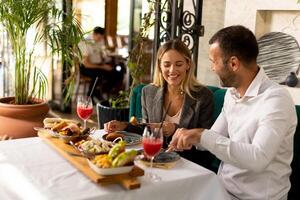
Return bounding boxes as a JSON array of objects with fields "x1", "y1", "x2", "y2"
[
  {"x1": 73, "y1": 0, "x2": 105, "y2": 33},
  {"x1": 117, "y1": 0, "x2": 131, "y2": 35}
]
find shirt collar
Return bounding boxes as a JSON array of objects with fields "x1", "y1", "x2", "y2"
[{"x1": 229, "y1": 67, "x2": 267, "y2": 100}]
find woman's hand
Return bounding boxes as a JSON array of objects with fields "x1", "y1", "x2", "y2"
[
  {"x1": 104, "y1": 120, "x2": 127, "y2": 133},
  {"x1": 148, "y1": 121, "x2": 176, "y2": 137}
]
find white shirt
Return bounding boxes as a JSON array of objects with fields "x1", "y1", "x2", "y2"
[
  {"x1": 79, "y1": 40, "x2": 110, "y2": 64},
  {"x1": 165, "y1": 107, "x2": 182, "y2": 124},
  {"x1": 198, "y1": 69, "x2": 297, "y2": 200}
]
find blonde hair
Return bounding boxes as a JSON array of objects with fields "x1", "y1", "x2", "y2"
[{"x1": 152, "y1": 39, "x2": 202, "y2": 98}]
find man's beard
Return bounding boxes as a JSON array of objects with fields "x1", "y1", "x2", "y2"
[{"x1": 219, "y1": 64, "x2": 237, "y2": 87}]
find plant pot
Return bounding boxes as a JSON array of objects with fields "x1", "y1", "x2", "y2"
[
  {"x1": 97, "y1": 100, "x2": 129, "y2": 129},
  {"x1": 0, "y1": 97, "x2": 49, "y2": 139}
]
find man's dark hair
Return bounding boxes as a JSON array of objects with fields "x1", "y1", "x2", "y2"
[
  {"x1": 209, "y1": 25, "x2": 259, "y2": 64},
  {"x1": 93, "y1": 26, "x2": 105, "y2": 35}
]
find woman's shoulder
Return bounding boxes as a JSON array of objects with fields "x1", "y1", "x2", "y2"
[
  {"x1": 190, "y1": 85, "x2": 213, "y2": 99},
  {"x1": 142, "y1": 84, "x2": 160, "y2": 94}
]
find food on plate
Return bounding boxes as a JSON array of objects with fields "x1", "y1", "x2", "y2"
[
  {"x1": 91, "y1": 145, "x2": 137, "y2": 168},
  {"x1": 105, "y1": 132, "x2": 124, "y2": 141},
  {"x1": 42, "y1": 118, "x2": 91, "y2": 141},
  {"x1": 60, "y1": 123, "x2": 81, "y2": 135},
  {"x1": 112, "y1": 150, "x2": 138, "y2": 167},
  {"x1": 74, "y1": 139, "x2": 86, "y2": 147},
  {"x1": 78, "y1": 139, "x2": 113, "y2": 154},
  {"x1": 43, "y1": 117, "x2": 78, "y2": 129},
  {"x1": 129, "y1": 116, "x2": 138, "y2": 125},
  {"x1": 51, "y1": 121, "x2": 68, "y2": 132},
  {"x1": 92, "y1": 155, "x2": 112, "y2": 168},
  {"x1": 108, "y1": 140, "x2": 126, "y2": 159}
]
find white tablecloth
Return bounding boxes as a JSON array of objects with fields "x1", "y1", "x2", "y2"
[{"x1": 0, "y1": 132, "x2": 229, "y2": 200}]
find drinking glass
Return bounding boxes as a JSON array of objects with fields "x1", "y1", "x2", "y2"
[
  {"x1": 142, "y1": 127, "x2": 163, "y2": 182},
  {"x1": 77, "y1": 96, "x2": 93, "y2": 129}
]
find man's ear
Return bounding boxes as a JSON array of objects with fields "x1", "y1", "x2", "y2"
[{"x1": 228, "y1": 56, "x2": 240, "y2": 72}]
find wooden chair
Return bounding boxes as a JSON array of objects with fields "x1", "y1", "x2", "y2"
[{"x1": 73, "y1": 62, "x2": 92, "y2": 103}]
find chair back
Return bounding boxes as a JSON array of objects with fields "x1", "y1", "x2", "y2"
[
  {"x1": 97, "y1": 101, "x2": 129, "y2": 129},
  {"x1": 129, "y1": 84, "x2": 146, "y2": 119}
]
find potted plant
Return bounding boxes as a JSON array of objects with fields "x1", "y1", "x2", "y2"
[
  {"x1": 0, "y1": 0, "x2": 83, "y2": 138},
  {"x1": 97, "y1": 0, "x2": 155, "y2": 128}
]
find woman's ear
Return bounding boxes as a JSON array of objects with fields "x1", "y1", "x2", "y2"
[{"x1": 187, "y1": 60, "x2": 191, "y2": 71}]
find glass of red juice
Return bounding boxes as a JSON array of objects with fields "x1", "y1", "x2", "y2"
[
  {"x1": 142, "y1": 127, "x2": 163, "y2": 182},
  {"x1": 77, "y1": 96, "x2": 93, "y2": 129}
]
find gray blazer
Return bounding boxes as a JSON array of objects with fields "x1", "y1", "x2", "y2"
[
  {"x1": 141, "y1": 84, "x2": 214, "y2": 130},
  {"x1": 141, "y1": 84, "x2": 215, "y2": 168}
]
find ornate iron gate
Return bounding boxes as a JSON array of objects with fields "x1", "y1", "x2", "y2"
[{"x1": 153, "y1": 0, "x2": 204, "y2": 75}]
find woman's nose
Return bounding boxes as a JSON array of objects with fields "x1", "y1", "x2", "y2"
[{"x1": 169, "y1": 64, "x2": 175, "y2": 72}]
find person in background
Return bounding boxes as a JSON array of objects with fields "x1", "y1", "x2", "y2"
[
  {"x1": 105, "y1": 39, "x2": 215, "y2": 169},
  {"x1": 79, "y1": 26, "x2": 124, "y2": 99},
  {"x1": 169, "y1": 25, "x2": 297, "y2": 200}
]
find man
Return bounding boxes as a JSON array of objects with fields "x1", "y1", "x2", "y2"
[
  {"x1": 80, "y1": 27, "x2": 123, "y2": 98},
  {"x1": 169, "y1": 25, "x2": 297, "y2": 199}
]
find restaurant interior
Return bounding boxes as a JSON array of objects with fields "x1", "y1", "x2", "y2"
[{"x1": 0, "y1": 0, "x2": 300, "y2": 199}]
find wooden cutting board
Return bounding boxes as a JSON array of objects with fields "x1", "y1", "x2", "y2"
[{"x1": 38, "y1": 131, "x2": 144, "y2": 190}]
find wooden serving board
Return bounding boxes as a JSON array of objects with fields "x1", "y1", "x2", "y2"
[{"x1": 38, "y1": 131, "x2": 144, "y2": 190}]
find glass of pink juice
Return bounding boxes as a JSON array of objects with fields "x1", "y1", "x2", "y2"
[
  {"x1": 142, "y1": 127, "x2": 163, "y2": 182},
  {"x1": 77, "y1": 96, "x2": 93, "y2": 129}
]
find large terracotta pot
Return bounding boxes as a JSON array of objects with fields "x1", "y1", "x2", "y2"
[{"x1": 0, "y1": 97, "x2": 49, "y2": 138}]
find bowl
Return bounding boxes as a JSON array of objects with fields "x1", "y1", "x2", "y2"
[{"x1": 87, "y1": 159, "x2": 134, "y2": 175}]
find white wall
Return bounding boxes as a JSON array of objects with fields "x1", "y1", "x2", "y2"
[
  {"x1": 224, "y1": 0, "x2": 300, "y2": 30},
  {"x1": 197, "y1": 0, "x2": 226, "y2": 86},
  {"x1": 195, "y1": 0, "x2": 300, "y2": 86}
]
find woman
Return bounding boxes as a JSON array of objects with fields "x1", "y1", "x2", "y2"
[{"x1": 105, "y1": 39, "x2": 215, "y2": 168}]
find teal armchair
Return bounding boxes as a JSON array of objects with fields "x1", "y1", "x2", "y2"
[{"x1": 129, "y1": 84, "x2": 146, "y2": 119}]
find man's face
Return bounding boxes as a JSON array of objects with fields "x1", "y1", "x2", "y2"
[
  {"x1": 209, "y1": 43, "x2": 236, "y2": 87},
  {"x1": 92, "y1": 33, "x2": 104, "y2": 42}
]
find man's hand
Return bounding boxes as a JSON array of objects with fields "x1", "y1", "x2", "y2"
[
  {"x1": 168, "y1": 128, "x2": 204, "y2": 151},
  {"x1": 148, "y1": 121, "x2": 175, "y2": 137},
  {"x1": 104, "y1": 120, "x2": 127, "y2": 133}
]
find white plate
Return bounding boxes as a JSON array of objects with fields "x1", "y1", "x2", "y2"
[{"x1": 87, "y1": 160, "x2": 134, "y2": 175}]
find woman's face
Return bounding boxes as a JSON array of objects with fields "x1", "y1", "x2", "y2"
[{"x1": 160, "y1": 49, "x2": 190, "y2": 87}]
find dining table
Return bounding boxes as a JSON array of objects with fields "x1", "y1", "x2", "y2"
[{"x1": 0, "y1": 130, "x2": 230, "y2": 200}]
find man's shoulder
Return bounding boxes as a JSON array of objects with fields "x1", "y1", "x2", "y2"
[
  {"x1": 253, "y1": 80, "x2": 296, "y2": 112},
  {"x1": 262, "y1": 80, "x2": 290, "y2": 97}
]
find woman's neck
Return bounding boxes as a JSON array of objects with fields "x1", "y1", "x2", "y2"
[{"x1": 167, "y1": 85, "x2": 183, "y2": 97}]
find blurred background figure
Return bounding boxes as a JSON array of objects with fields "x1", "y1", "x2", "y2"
[{"x1": 79, "y1": 26, "x2": 125, "y2": 100}]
